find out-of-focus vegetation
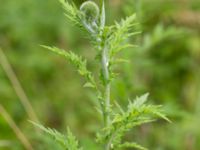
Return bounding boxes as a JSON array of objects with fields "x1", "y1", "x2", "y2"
[{"x1": 0, "y1": 0, "x2": 200, "y2": 150}]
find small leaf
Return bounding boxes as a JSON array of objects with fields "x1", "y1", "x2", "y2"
[
  {"x1": 30, "y1": 121, "x2": 82, "y2": 150},
  {"x1": 133, "y1": 93, "x2": 149, "y2": 107},
  {"x1": 97, "y1": 93, "x2": 170, "y2": 148},
  {"x1": 59, "y1": 0, "x2": 79, "y2": 25},
  {"x1": 118, "y1": 142, "x2": 148, "y2": 150},
  {"x1": 83, "y1": 82, "x2": 95, "y2": 88},
  {"x1": 108, "y1": 13, "x2": 139, "y2": 56},
  {"x1": 41, "y1": 45, "x2": 97, "y2": 89}
]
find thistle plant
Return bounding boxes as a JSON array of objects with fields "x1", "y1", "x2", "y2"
[{"x1": 32, "y1": 0, "x2": 170, "y2": 149}]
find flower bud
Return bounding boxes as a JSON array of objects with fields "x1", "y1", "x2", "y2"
[{"x1": 80, "y1": 1, "x2": 99, "y2": 22}]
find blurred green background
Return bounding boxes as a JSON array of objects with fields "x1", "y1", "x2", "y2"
[{"x1": 0, "y1": 0, "x2": 200, "y2": 149}]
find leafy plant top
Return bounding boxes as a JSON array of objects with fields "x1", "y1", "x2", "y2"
[{"x1": 32, "y1": 0, "x2": 170, "y2": 150}]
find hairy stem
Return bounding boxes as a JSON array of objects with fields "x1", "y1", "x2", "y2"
[{"x1": 101, "y1": 46, "x2": 110, "y2": 126}]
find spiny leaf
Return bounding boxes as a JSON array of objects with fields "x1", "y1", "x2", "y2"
[
  {"x1": 109, "y1": 13, "x2": 140, "y2": 56},
  {"x1": 41, "y1": 45, "x2": 97, "y2": 89},
  {"x1": 66, "y1": 127, "x2": 82, "y2": 150},
  {"x1": 83, "y1": 82, "x2": 95, "y2": 88},
  {"x1": 97, "y1": 94, "x2": 170, "y2": 149},
  {"x1": 118, "y1": 142, "x2": 148, "y2": 150},
  {"x1": 142, "y1": 105, "x2": 171, "y2": 123},
  {"x1": 30, "y1": 121, "x2": 82, "y2": 150},
  {"x1": 132, "y1": 93, "x2": 149, "y2": 108},
  {"x1": 59, "y1": 0, "x2": 80, "y2": 25}
]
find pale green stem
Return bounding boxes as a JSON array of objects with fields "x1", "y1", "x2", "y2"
[
  {"x1": 101, "y1": 46, "x2": 110, "y2": 126},
  {"x1": 99, "y1": 1, "x2": 111, "y2": 149}
]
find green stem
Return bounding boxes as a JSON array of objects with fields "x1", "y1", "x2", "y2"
[
  {"x1": 99, "y1": 1, "x2": 111, "y2": 149},
  {"x1": 101, "y1": 46, "x2": 110, "y2": 127}
]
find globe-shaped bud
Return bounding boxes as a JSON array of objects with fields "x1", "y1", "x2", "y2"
[{"x1": 80, "y1": 1, "x2": 99, "y2": 22}]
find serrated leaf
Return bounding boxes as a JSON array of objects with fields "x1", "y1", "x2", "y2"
[
  {"x1": 133, "y1": 93, "x2": 149, "y2": 108},
  {"x1": 118, "y1": 142, "x2": 148, "y2": 150},
  {"x1": 97, "y1": 93, "x2": 170, "y2": 149},
  {"x1": 59, "y1": 0, "x2": 80, "y2": 25},
  {"x1": 143, "y1": 105, "x2": 171, "y2": 123},
  {"x1": 108, "y1": 13, "x2": 140, "y2": 57},
  {"x1": 83, "y1": 82, "x2": 95, "y2": 88},
  {"x1": 41, "y1": 45, "x2": 97, "y2": 89},
  {"x1": 30, "y1": 121, "x2": 82, "y2": 150}
]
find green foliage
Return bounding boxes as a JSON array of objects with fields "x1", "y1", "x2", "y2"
[
  {"x1": 142, "y1": 24, "x2": 186, "y2": 51},
  {"x1": 118, "y1": 142, "x2": 147, "y2": 150},
  {"x1": 41, "y1": 45, "x2": 97, "y2": 89},
  {"x1": 31, "y1": 1, "x2": 170, "y2": 149},
  {"x1": 109, "y1": 14, "x2": 140, "y2": 57},
  {"x1": 97, "y1": 94, "x2": 169, "y2": 149},
  {"x1": 31, "y1": 121, "x2": 82, "y2": 150},
  {"x1": 59, "y1": 0, "x2": 80, "y2": 25},
  {"x1": 1, "y1": 0, "x2": 200, "y2": 149}
]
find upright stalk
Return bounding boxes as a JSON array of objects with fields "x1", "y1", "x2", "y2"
[
  {"x1": 101, "y1": 46, "x2": 110, "y2": 126},
  {"x1": 98, "y1": 0, "x2": 110, "y2": 127},
  {"x1": 101, "y1": 45, "x2": 111, "y2": 150}
]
